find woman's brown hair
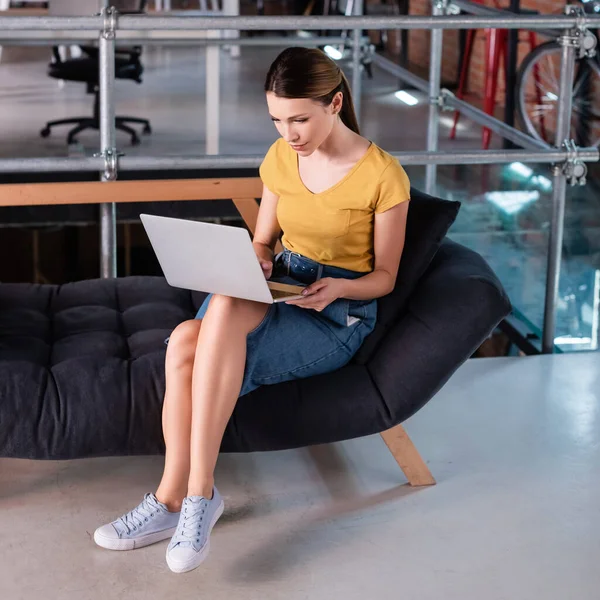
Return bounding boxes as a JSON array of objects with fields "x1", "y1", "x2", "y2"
[{"x1": 264, "y1": 47, "x2": 360, "y2": 135}]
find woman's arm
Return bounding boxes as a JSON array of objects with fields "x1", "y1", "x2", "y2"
[
  {"x1": 252, "y1": 185, "x2": 282, "y2": 278},
  {"x1": 340, "y1": 200, "x2": 410, "y2": 300}
]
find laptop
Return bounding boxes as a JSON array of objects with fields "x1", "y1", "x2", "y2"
[{"x1": 140, "y1": 214, "x2": 306, "y2": 304}]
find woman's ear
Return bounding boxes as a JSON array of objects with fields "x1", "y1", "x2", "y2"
[{"x1": 331, "y1": 91, "x2": 343, "y2": 115}]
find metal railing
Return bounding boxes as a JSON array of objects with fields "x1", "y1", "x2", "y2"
[{"x1": 1, "y1": 0, "x2": 599, "y2": 353}]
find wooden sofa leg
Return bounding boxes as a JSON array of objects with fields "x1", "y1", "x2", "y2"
[{"x1": 380, "y1": 424, "x2": 436, "y2": 486}]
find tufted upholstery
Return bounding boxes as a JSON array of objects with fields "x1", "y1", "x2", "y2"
[
  {"x1": 0, "y1": 277, "x2": 197, "y2": 366},
  {"x1": 0, "y1": 277, "x2": 205, "y2": 460}
]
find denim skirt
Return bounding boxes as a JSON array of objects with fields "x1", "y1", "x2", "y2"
[{"x1": 194, "y1": 248, "x2": 377, "y2": 397}]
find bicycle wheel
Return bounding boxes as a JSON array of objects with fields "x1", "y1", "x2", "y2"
[{"x1": 516, "y1": 40, "x2": 600, "y2": 147}]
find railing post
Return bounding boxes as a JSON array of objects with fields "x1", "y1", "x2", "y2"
[
  {"x1": 542, "y1": 9, "x2": 580, "y2": 353},
  {"x1": 425, "y1": 0, "x2": 446, "y2": 196},
  {"x1": 206, "y1": 29, "x2": 220, "y2": 155},
  {"x1": 351, "y1": 0, "x2": 363, "y2": 126},
  {"x1": 99, "y1": 3, "x2": 118, "y2": 279}
]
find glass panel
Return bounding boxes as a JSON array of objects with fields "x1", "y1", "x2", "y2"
[
  {"x1": 555, "y1": 161, "x2": 600, "y2": 352},
  {"x1": 407, "y1": 162, "x2": 600, "y2": 354}
]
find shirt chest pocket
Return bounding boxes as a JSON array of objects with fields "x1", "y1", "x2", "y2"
[{"x1": 316, "y1": 206, "x2": 350, "y2": 239}]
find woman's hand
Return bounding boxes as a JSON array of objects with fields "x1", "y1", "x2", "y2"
[
  {"x1": 258, "y1": 258, "x2": 273, "y2": 280},
  {"x1": 285, "y1": 277, "x2": 347, "y2": 312},
  {"x1": 253, "y1": 243, "x2": 274, "y2": 279}
]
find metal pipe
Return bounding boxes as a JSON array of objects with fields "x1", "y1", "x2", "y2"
[
  {"x1": 118, "y1": 149, "x2": 597, "y2": 167},
  {"x1": 0, "y1": 157, "x2": 104, "y2": 173},
  {"x1": 542, "y1": 31, "x2": 577, "y2": 353},
  {"x1": 441, "y1": 90, "x2": 552, "y2": 151},
  {"x1": 99, "y1": 6, "x2": 117, "y2": 279},
  {"x1": 451, "y1": 0, "x2": 557, "y2": 39},
  {"x1": 351, "y1": 30, "x2": 362, "y2": 125},
  {"x1": 2, "y1": 14, "x2": 599, "y2": 33},
  {"x1": 0, "y1": 33, "x2": 354, "y2": 46},
  {"x1": 349, "y1": 0, "x2": 363, "y2": 123},
  {"x1": 117, "y1": 14, "x2": 600, "y2": 31},
  {"x1": 371, "y1": 53, "x2": 429, "y2": 93},
  {"x1": 426, "y1": 1, "x2": 445, "y2": 195},
  {"x1": 1, "y1": 148, "x2": 597, "y2": 174},
  {"x1": 205, "y1": 30, "x2": 220, "y2": 155},
  {"x1": 222, "y1": 0, "x2": 240, "y2": 57},
  {"x1": 0, "y1": 16, "x2": 103, "y2": 30}
]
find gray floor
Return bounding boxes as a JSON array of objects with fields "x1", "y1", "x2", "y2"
[{"x1": 1, "y1": 352, "x2": 600, "y2": 599}]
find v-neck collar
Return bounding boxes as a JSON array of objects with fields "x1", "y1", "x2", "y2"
[{"x1": 295, "y1": 142, "x2": 374, "y2": 196}]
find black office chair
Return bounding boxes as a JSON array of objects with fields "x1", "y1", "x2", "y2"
[{"x1": 40, "y1": 0, "x2": 151, "y2": 146}]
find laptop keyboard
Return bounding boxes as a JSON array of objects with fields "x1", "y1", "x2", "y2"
[{"x1": 271, "y1": 289, "x2": 303, "y2": 300}]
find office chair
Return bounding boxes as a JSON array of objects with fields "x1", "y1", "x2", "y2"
[{"x1": 40, "y1": 0, "x2": 151, "y2": 146}]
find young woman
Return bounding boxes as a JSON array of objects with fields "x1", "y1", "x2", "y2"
[{"x1": 94, "y1": 47, "x2": 411, "y2": 574}]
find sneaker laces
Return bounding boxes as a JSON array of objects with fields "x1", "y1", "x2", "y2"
[
  {"x1": 171, "y1": 499, "x2": 208, "y2": 548},
  {"x1": 117, "y1": 493, "x2": 160, "y2": 535}
]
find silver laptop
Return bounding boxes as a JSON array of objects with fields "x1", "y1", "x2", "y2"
[{"x1": 140, "y1": 214, "x2": 306, "y2": 304}]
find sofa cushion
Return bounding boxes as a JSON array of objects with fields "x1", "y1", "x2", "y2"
[{"x1": 352, "y1": 187, "x2": 460, "y2": 364}]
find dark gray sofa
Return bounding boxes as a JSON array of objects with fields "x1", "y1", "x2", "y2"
[{"x1": 0, "y1": 189, "x2": 511, "y2": 460}]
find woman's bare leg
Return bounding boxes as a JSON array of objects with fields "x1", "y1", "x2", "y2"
[
  {"x1": 155, "y1": 319, "x2": 202, "y2": 512},
  {"x1": 186, "y1": 295, "x2": 270, "y2": 498}
]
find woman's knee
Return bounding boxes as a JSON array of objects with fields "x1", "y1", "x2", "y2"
[
  {"x1": 207, "y1": 294, "x2": 239, "y2": 312},
  {"x1": 207, "y1": 294, "x2": 268, "y2": 330},
  {"x1": 166, "y1": 319, "x2": 201, "y2": 366}
]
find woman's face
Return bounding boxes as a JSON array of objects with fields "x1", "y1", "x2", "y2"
[{"x1": 266, "y1": 92, "x2": 342, "y2": 156}]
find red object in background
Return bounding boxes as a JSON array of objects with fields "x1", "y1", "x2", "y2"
[{"x1": 449, "y1": 0, "x2": 540, "y2": 148}]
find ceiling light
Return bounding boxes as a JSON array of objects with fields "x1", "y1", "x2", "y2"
[
  {"x1": 485, "y1": 190, "x2": 539, "y2": 215},
  {"x1": 532, "y1": 175, "x2": 553, "y2": 191},
  {"x1": 394, "y1": 90, "x2": 419, "y2": 106},
  {"x1": 509, "y1": 162, "x2": 534, "y2": 178},
  {"x1": 323, "y1": 45, "x2": 343, "y2": 60}
]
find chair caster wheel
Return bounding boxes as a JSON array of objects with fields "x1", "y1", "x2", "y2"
[
  {"x1": 40, "y1": 127, "x2": 51, "y2": 138},
  {"x1": 143, "y1": 124, "x2": 152, "y2": 134}
]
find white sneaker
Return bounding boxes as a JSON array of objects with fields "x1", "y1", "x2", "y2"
[
  {"x1": 166, "y1": 487, "x2": 224, "y2": 573},
  {"x1": 94, "y1": 493, "x2": 180, "y2": 551}
]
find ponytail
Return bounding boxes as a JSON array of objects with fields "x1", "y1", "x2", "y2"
[{"x1": 338, "y1": 70, "x2": 360, "y2": 135}]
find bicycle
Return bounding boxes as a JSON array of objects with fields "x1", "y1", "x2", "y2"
[{"x1": 515, "y1": 0, "x2": 600, "y2": 148}]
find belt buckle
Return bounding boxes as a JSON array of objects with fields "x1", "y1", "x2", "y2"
[{"x1": 287, "y1": 251, "x2": 303, "y2": 268}]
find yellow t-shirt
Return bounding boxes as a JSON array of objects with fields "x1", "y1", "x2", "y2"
[{"x1": 259, "y1": 138, "x2": 411, "y2": 273}]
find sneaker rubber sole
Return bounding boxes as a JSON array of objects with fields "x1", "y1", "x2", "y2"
[{"x1": 94, "y1": 525, "x2": 177, "y2": 551}]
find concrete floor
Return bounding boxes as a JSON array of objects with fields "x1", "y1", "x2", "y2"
[{"x1": 1, "y1": 352, "x2": 599, "y2": 599}]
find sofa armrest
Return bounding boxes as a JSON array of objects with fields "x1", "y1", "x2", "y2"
[{"x1": 367, "y1": 238, "x2": 512, "y2": 426}]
